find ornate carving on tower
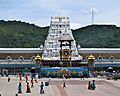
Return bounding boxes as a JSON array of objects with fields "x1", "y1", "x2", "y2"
[{"x1": 42, "y1": 16, "x2": 82, "y2": 60}]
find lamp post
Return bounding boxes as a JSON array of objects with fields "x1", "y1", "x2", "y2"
[
  {"x1": 87, "y1": 54, "x2": 95, "y2": 77},
  {"x1": 35, "y1": 54, "x2": 42, "y2": 78}
]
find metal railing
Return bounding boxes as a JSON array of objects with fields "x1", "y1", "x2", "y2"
[
  {"x1": 0, "y1": 58, "x2": 120, "y2": 64},
  {"x1": 0, "y1": 58, "x2": 35, "y2": 64},
  {"x1": 81, "y1": 59, "x2": 120, "y2": 64}
]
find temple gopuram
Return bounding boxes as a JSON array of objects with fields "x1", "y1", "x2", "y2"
[{"x1": 0, "y1": 16, "x2": 120, "y2": 75}]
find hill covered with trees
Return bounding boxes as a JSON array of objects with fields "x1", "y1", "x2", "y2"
[
  {"x1": 0, "y1": 20, "x2": 48, "y2": 47},
  {"x1": 73, "y1": 25, "x2": 120, "y2": 48},
  {"x1": 0, "y1": 20, "x2": 120, "y2": 48}
]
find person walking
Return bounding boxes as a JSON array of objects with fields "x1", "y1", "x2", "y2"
[
  {"x1": 40, "y1": 82, "x2": 44, "y2": 94},
  {"x1": 18, "y1": 81, "x2": 22, "y2": 93},
  {"x1": 26, "y1": 82, "x2": 31, "y2": 93},
  {"x1": 19, "y1": 73, "x2": 22, "y2": 81},
  {"x1": 26, "y1": 74, "x2": 28, "y2": 82},
  {"x1": 8, "y1": 77, "x2": 10, "y2": 82},
  {"x1": 91, "y1": 80, "x2": 96, "y2": 90},
  {"x1": 63, "y1": 81, "x2": 66, "y2": 88},
  {"x1": 35, "y1": 75, "x2": 38, "y2": 83},
  {"x1": 88, "y1": 81, "x2": 92, "y2": 90},
  {"x1": 114, "y1": 74, "x2": 118, "y2": 81},
  {"x1": 31, "y1": 78, "x2": 34, "y2": 88},
  {"x1": 81, "y1": 73, "x2": 84, "y2": 80}
]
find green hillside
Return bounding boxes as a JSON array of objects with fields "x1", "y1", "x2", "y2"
[
  {"x1": 73, "y1": 25, "x2": 120, "y2": 48},
  {"x1": 0, "y1": 20, "x2": 120, "y2": 48},
  {"x1": 0, "y1": 20, "x2": 49, "y2": 47}
]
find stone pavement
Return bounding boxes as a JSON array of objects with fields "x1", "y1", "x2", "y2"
[
  {"x1": 0, "y1": 77, "x2": 61, "y2": 96},
  {"x1": 0, "y1": 76, "x2": 120, "y2": 96}
]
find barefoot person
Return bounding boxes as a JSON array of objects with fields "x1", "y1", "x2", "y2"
[
  {"x1": 40, "y1": 82, "x2": 44, "y2": 94},
  {"x1": 18, "y1": 81, "x2": 22, "y2": 93},
  {"x1": 19, "y1": 73, "x2": 22, "y2": 81},
  {"x1": 31, "y1": 78, "x2": 34, "y2": 88},
  {"x1": 63, "y1": 81, "x2": 66, "y2": 88},
  {"x1": 91, "y1": 80, "x2": 96, "y2": 90},
  {"x1": 26, "y1": 74, "x2": 28, "y2": 82},
  {"x1": 8, "y1": 77, "x2": 10, "y2": 82},
  {"x1": 26, "y1": 82, "x2": 31, "y2": 93},
  {"x1": 88, "y1": 81, "x2": 92, "y2": 90}
]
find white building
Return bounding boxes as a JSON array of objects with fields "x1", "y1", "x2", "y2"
[{"x1": 42, "y1": 16, "x2": 82, "y2": 61}]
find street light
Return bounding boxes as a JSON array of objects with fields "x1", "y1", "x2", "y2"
[
  {"x1": 87, "y1": 54, "x2": 95, "y2": 77},
  {"x1": 35, "y1": 54, "x2": 42, "y2": 78}
]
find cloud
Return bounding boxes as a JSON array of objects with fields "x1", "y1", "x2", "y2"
[
  {"x1": 0, "y1": 0, "x2": 120, "y2": 29},
  {"x1": 70, "y1": 23, "x2": 81, "y2": 29}
]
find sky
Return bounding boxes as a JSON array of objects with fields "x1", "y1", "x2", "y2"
[{"x1": 0, "y1": 0, "x2": 120, "y2": 29}]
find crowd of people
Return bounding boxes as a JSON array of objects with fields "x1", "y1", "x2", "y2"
[
  {"x1": 17, "y1": 73, "x2": 45, "y2": 95},
  {"x1": 17, "y1": 73, "x2": 97, "y2": 94},
  {"x1": 4, "y1": 72, "x2": 98, "y2": 95}
]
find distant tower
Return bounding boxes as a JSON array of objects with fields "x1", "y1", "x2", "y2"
[
  {"x1": 42, "y1": 16, "x2": 82, "y2": 61},
  {"x1": 91, "y1": 9, "x2": 94, "y2": 25}
]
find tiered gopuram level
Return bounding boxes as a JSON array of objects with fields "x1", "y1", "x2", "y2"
[{"x1": 43, "y1": 16, "x2": 82, "y2": 61}]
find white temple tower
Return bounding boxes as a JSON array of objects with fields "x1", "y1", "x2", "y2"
[{"x1": 43, "y1": 16, "x2": 82, "y2": 60}]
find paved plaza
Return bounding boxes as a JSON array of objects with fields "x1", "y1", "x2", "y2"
[{"x1": 0, "y1": 76, "x2": 120, "y2": 96}]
